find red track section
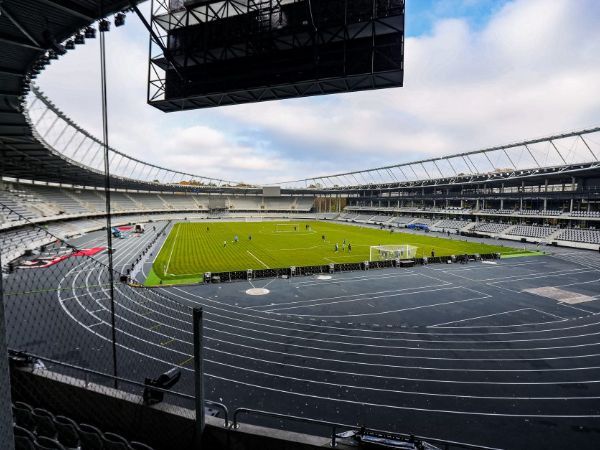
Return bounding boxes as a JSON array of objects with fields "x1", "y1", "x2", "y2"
[{"x1": 18, "y1": 247, "x2": 106, "y2": 269}]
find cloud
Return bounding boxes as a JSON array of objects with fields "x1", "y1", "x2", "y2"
[{"x1": 37, "y1": 0, "x2": 600, "y2": 184}]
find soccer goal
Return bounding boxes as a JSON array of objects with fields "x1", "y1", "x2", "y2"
[
  {"x1": 275, "y1": 223, "x2": 300, "y2": 232},
  {"x1": 369, "y1": 245, "x2": 418, "y2": 262}
]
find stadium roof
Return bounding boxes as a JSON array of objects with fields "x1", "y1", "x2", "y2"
[
  {"x1": 0, "y1": 1, "x2": 599, "y2": 194},
  {"x1": 0, "y1": 0, "x2": 153, "y2": 189}
]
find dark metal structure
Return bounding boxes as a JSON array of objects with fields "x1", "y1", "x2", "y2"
[
  {"x1": 0, "y1": 0, "x2": 145, "y2": 188},
  {"x1": 147, "y1": 0, "x2": 405, "y2": 111}
]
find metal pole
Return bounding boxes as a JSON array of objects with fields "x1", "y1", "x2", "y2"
[
  {"x1": 193, "y1": 307, "x2": 205, "y2": 447},
  {"x1": 100, "y1": 26, "x2": 118, "y2": 389},
  {"x1": 0, "y1": 252, "x2": 16, "y2": 450}
]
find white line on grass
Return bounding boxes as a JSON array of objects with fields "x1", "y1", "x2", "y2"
[
  {"x1": 247, "y1": 250, "x2": 270, "y2": 269},
  {"x1": 164, "y1": 223, "x2": 180, "y2": 275}
]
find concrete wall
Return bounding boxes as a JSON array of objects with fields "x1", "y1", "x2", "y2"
[{"x1": 10, "y1": 366, "x2": 338, "y2": 450}]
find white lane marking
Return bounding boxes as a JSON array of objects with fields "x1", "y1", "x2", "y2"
[
  {"x1": 170, "y1": 284, "x2": 600, "y2": 336},
  {"x1": 431, "y1": 308, "x2": 567, "y2": 328},
  {"x1": 266, "y1": 287, "x2": 489, "y2": 316},
  {"x1": 62, "y1": 270, "x2": 600, "y2": 402},
  {"x1": 246, "y1": 250, "x2": 269, "y2": 269},
  {"x1": 431, "y1": 309, "x2": 533, "y2": 327},
  {"x1": 249, "y1": 281, "x2": 452, "y2": 311}
]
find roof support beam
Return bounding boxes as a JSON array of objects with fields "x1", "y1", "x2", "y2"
[
  {"x1": 0, "y1": 5, "x2": 42, "y2": 48},
  {"x1": 33, "y1": 0, "x2": 96, "y2": 21},
  {"x1": 0, "y1": 67, "x2": 24, "y2": 77},
  {"x1": 0, "y1": 35, "x2": 43, "y2": 51}
]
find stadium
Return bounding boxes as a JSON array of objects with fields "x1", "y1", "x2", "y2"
[{"x1": 1, "y1": 1, "x2": 599, "y2": 449}]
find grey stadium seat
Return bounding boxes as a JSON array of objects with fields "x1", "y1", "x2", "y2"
[
  {"x1": 53, "y1": 415, "x2": 80, "y2": 448},
  {"x1": 14, "y1": 425, "x2": 36, "y2": 450},
  {"x1": 130, "y1": 442, "x2": 155, "y2": 450},
  {"x1": 34, "y1": 437, "x2": 66, "y2": 450},
  {"x1": 13, "y1": 402, "x2": 36, "y2": 432},
  {"x1": 78, "y1": 423, "x2": 104, "y2": 450},
  {"x1": 32, "y1": 408, "x2": 57, "y2": 438},
  {"x1": 102, "y1": 431, "x2": 130, "y2": 450}
]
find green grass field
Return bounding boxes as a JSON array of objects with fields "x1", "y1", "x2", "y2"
[{"x1": 144, "y1": 220, "x2": 539, "y2": 286}]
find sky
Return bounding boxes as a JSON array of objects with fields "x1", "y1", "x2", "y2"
[{"x1": 38, "y1": 0, "x2": 600, "y2": 185}]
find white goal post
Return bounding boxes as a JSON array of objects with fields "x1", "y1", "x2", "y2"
[
  {"x1": 369, "y1": 245, "x2": 418, "y2": 262},
  {"x1": 275, "y1": 223, "x2": 301, "y2": 232}
]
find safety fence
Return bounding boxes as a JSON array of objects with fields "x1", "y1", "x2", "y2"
[{"x1": 0, "y1": 203, "x2": 199, "y2": 448}]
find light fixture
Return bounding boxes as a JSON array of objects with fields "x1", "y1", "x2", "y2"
[
  {"x1": 74, "y1": 33, "x2": 85, "y2": 44},
  {"x1": 84, "y1": 26, "x2": 96, "y2": 39},
  {"x1": 114, "y1": 12, "x2": 126, "y2": 27},
  {"x1": 99, "y1": 19, "x2": 110, "y2": 32},
  {"x1": 65, "y1": 39, "x2": 75, "y2": 50}
]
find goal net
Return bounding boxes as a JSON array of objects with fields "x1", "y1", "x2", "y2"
[
  {"x1": 369, "y1": 245, "x2": 418, "y2": 262},
  {"x1": 275, "y1": 223, "x2": 300, "y2": 232}
]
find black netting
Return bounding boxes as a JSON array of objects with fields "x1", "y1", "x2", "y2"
[{"x1": 1, "y1": 204, "x2": 201, "y2": 448}]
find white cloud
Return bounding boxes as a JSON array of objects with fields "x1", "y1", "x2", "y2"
[{"x1": 37, "y1": 0, "x2": 600, "y2": 184}]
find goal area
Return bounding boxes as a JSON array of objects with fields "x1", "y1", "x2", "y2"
[
  {"x1": 275, "y1": 223, "x2": 300, "y2": 232},
  {"x1": 369, "y1": 245, "x2": 418, "y2": 262}
]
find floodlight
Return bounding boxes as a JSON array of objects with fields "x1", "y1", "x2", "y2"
[
  {"x1": 84, "y1": 26, "x2": 96, "y2": 39},
  {"x1": 114, "y1": 12, "x2": 126, "y2": 27},
  {"x1": 74, "y1": 33, "x2": 85, "y2": 45},
  {"x1": 99, "y1": 19, "x2": 110, "y2": 32},
  {"x1": 64, "y1": 40, "x2": 75, "y2": 50}
]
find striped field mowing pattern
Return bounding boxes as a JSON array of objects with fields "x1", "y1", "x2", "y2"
[{"x1": 147, "y1": 221, "x2": 531, "y2": 285}]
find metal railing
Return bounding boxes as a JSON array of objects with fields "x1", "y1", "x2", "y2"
[
  {"x1": 9, "y1": 351, "x2": 229, "y2": 427},
  {"x1": 232, "y1": 407, "x2": 502, "y2": 450}
]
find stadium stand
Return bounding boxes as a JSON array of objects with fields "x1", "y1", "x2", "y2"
[
  {"x1": 368, "y1": 215, "x2": 393, "y2": 223},
  {"x1": 570, "y1": 210, "x2": 600, "y2": 218},
  {"x1": 507, "y1": 225, "x2": 557, "y2": 239},
  {"x1": 432, "y1": 219, "x2": 471, "y2": 230},
  {"x1": 389, "y1": 216, "x2": 416, "y2": 225},
  {"x1": 471, "y1": 223, "x2": 512, "y2": 233},
  {"x1": 478, "y1": 209, "x2": 516, "y2": 215},
  {"x1": 556, "y1": 228, "x2": 600, "y2": 244}
]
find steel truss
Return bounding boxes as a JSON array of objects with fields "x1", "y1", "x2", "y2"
[
  {"x1": 147, "y1": 0, "x2": 405, "y2": 111},
  {"x1": 24, "y1": 86, "x2": 600, "y2": 194},
  {"x1": 275, "y1": 127, "x2": 600, "y2": 190},
  {"x1": 26, "y1": 85, "x2": 242, "y2": 188}
]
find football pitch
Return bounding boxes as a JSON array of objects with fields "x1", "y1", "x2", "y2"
[{"x1": 144, "y1": 220, "x2": 536, "y2": 286}]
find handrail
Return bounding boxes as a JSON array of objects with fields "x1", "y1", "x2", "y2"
[
  {"x1": 232, "y1": 407, "x2": 502, "y2": 449},
  {"x1": 9, "y1": 350, "x2": 229, "y2": 427}
]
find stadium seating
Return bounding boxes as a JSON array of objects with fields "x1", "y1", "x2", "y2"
[
  {"x1": 479, "y1": 209, "x2": 515, "y2": 215},
  {"x1": 12, "y1": 401, "x2": 155, "y2": 450},
  {"x1": 388, "y1": 216, "x2": 413, "y2": 225},
  {"x1": 471, "y1": 223, "x2": 511, "y2": 233},
  {"x1": 507, "y1": 225, "x2": 557, "y2": 238},
  {"x1": 368, "y1": 215, "x2": 393, "y2": 223},
  {"x1": 432, "y1": 219, "x2": 470, "y2": 230},
  {"x1": 570, "y1": 210, "x2": 600, "y2": 218},
  {"x1": 556, "y1": 228, "x2": 600, "y2": 244}
]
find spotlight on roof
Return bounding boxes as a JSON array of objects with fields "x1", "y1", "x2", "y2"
[
  {"x1": 84, "y1": 26, "x2": 96, "y2": 39},
  {"x1": 64, "y1": 40, "x2": 75, "y2": 50},
  {"x1": 99, "y1": 19, "x2": 110, "y2": 32},
  {"x1": 74, "y1": 33, "x2": 85, "y2": 45},
  {"x1": 143, "y1": 367, "x2": 181, "y2": 405},
  {"x1": 48, "y1": 51, "x2": 58, "y2": 60},
  {"x1": 42, "y1": 30, "x2": 66, "y2": 55},
  {"x1": 114, "y1": 12, "x2": 126, "y2": 27}
]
